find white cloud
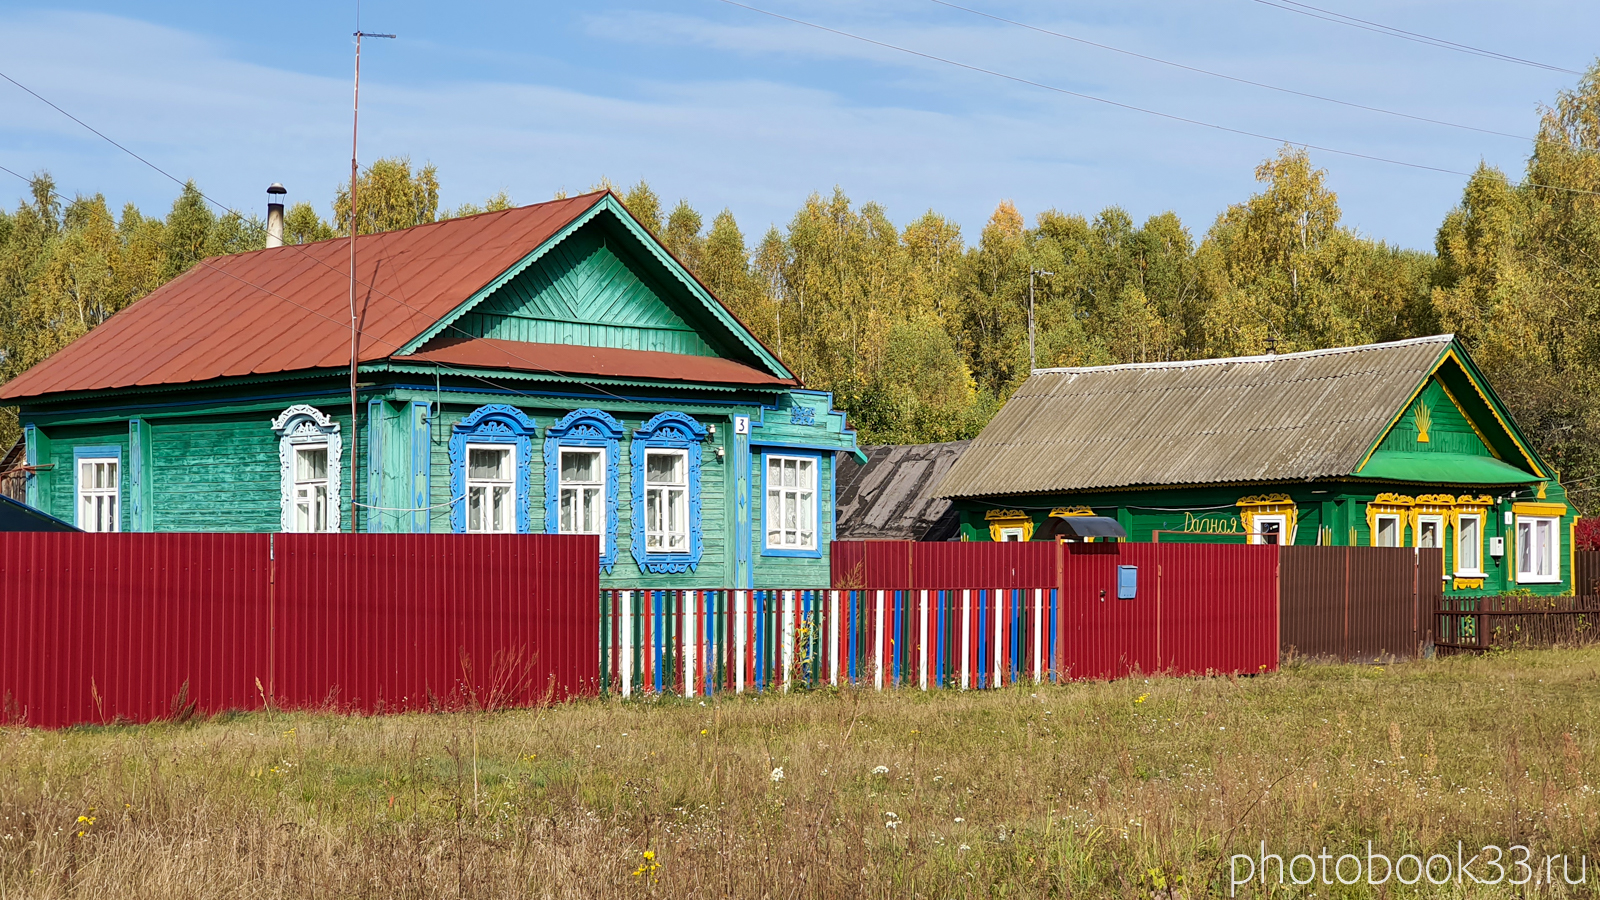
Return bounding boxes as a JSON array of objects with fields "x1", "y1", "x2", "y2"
[{"x1": 0, "y1": 3, "x2": 1592, "y2": 249}]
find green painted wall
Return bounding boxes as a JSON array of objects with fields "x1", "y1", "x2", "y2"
[
  {"x1": 1377, "y1": 380, "x2": 1494, "y2": 458},
  {"x1": 455, "y1": 222, "x2": 720, "y2": 357},
  {"x1": 41, "y1": 422, "x2": 129, "y2": 531},
  {"x1": 954, "y1": 478, "x2": 1575, "y2": 598}
]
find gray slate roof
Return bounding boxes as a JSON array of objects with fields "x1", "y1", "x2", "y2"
[
  {"x1": 934, "y1": 335, "x2": 1453, "y2": 499},
  {"x1": 836, "y1": 441, "x2": 970, "y2": 540}
]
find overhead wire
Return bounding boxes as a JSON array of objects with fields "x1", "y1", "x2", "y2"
[
  {"x1": 0, "y1": 69, "x2": 739, "y2": 405},
  {"x1": 0, "y1": 162, "x2": 627, "y2": 407},
  {"x1": 1246, "y1": 0, "x2": 1582, "y2": 75},
  {"x1": 927, "y1": 0, "x2": 1589, "y2": 155},
  {"x1": 711, "y1": 0, "x2": 1600, "y2": 198}
]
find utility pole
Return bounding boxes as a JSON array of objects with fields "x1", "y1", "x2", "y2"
[
  {"x1": 348, "y1": 25, "x2": 395, "y2": 532},
  {"x1": 1028, "y1": 268, "x2": 1054, "y2": 373}
]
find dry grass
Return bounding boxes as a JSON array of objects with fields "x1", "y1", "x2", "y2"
[{"x1": 4, "y1": 649, "x2": 1600, "y2": 898}]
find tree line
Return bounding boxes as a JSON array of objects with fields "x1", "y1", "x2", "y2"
[{"x1": 5, "y1": 68, "x2": 1600, "y2": 510}]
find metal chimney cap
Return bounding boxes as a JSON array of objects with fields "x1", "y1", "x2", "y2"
[{"x1": 267, "y1": 183, "x2": 287, "y2": 195}]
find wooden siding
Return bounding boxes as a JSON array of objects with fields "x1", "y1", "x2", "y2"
[
  {"x1": 455, "y1": 224, "x2": 719, "y2": 357},
  {"x1": 1374, "y1": 379, "x2": 1495, "y2": 458},
  {"x1": 954, "y1": 480, "x2": 1574, "y2": 598},
  {"x1": 424, "y1": 402, "x2": 738, "y2": 588},
  {"x1": 42, "y1": 423, "x2": 129, "y2": 531},
  {"x1": 152, "y1": 416, "x2": 281, "y2": 532}
]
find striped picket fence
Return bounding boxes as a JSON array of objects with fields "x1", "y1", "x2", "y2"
[{"x1": 598, "y1": 588, "x2": 1058, "y2": 697}]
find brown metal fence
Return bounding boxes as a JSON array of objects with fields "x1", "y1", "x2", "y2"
[
  {"x1": 1436, "y1": 595, "x2": 1600, "y2": 653},
  {"x1": 1279, "y1": 546, "x2": 1441, "y2": 661},
  {"x1": 1574, "y1": 550, "x2": 1600, "y2": 596}
]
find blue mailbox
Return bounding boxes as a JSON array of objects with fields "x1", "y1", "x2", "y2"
[{"x1": 1116, "y1": 565, "x2": 1138, "y2": 599}]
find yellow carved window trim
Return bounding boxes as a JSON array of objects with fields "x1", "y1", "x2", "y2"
[
  {"x1": 1236, "y1": 493, "x2": 1297, "y2": 545},
  {"x1": 984, "y1": 508, "x2": 1035, "y2": 542},
  {"x1": 1366, "y1": 493, "x2": 1414, "y2": 547}
]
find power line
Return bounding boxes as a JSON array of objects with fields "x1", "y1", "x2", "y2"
[
  {"x1": 712, "y1": 0, "x2": 1600, "y2": 198},
  {"x1": 0, "y1": 69, "x2": 668, "y2": 404},
  {"x1": 1247, "y1": 0, "x2": 1582, "y2": 75},
  {"x1": 928, "y1": 0, "x2": 1588, "y2": 154},
  {"x1": 0, "y1": 162, "x2": 638, "y2": 407}
]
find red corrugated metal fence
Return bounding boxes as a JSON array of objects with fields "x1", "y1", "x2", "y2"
[
  {"x1": 830, "y1": 541, "x2": 1279, "y2": 680},
  {"x1": 0, "y1": 533, "x2": 598, "y2": 728}
]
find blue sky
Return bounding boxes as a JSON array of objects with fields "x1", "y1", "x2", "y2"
[{"x1": 0, "y1": 1, "x2": 1595, "y2": 251}]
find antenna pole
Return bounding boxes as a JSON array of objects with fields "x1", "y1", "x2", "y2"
[
  {"x1": 349, "y1": 30, "x2": 361, "y2": 532},
  {"x1": 347, "y1": 27, "x2": 394, "y2": 532}
]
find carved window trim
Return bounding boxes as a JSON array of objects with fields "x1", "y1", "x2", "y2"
[
  {"x1": 544, "y1": 408, "x2": 624, "y2": 570},
  {"x1": 272, "y1": 405, "x2": 342, "y2": 534},
  {"x1": 449, "y1": 405, "x2": 538, "y2": 535},
  {"x1": 630, "y1": 411, "x2": 706, "y2": 574}
]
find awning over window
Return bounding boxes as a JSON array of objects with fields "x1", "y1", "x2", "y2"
[{"x1": 1053, "y1": 515, "x2": 1127, "y2": 538}]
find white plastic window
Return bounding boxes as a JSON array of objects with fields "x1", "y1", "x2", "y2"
[
  {"x1": 77, "y1": 457, "x2": 119, "y2": 533},
  {"x1": 559, "y1": 448, "x2": 605, "y2": 539},
  {"x1": 765, "y1": 455, "x2": 816, "y2": 551},
  {"x1": 1516, "y1": 515, "x2": 1560, "y2": 583},
  {"x1": 1416, "y1": 515, "x2": 1443, "y2": 549},
  {"x1": 1251, "y1": 515, "x2": 1286, "y2": 546},
  {"x1": 1373, "y1": 514, "x2": 1401, "y2": 548},
  {"x1": 465, "y1": 444, "x2": 515, "y2": 534},
  {"x1": 292, "y1": 444, "x2": 329, "y2": 533},
  {"x1": 644, "y1": 449, "x2": 689, "y2": 552},
  {"x1": 1456, "y1": 514, "x2": 1482, "y2": 574}
]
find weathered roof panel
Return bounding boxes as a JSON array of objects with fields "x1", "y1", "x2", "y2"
[
  {"x1": 836, "y1": 441, "x2": 970, "y2": 540},
  {"x1": 934, "y1": 336, "x2": 1454, "y2": 498}
]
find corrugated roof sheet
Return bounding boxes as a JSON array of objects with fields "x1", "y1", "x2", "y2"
[
  {"x1": 0, "y1": 193, "x2": 609, "y2": 401},
  {"x1": 934, "y1": 335, "x2": 1455, "y2": 499},
  {"x1": 836, "y1": 441, "x2": 970, "y2": 540},
  {"x1": 397, "y1": 336, "x2": 795, "y2": 388}
]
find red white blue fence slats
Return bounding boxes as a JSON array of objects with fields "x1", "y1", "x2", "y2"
[{"x1": 598, "y1": 588, "x2": 1059, "y2": 696}]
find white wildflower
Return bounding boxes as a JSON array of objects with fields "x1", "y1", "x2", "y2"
[
  {"x1": 770, "y1": 767, "x2": 785, "y2": 783},
  {"x1": 872, "y1": 765, "x2": 890, "y2": 775}
]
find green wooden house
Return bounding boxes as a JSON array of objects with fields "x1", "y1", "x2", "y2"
[
  {"x1": 932, "y1": 335, "x2": 1575, "y2": 597},
  {"x1": 1, "y1": 190, "x2": 861, "y2": 588}
]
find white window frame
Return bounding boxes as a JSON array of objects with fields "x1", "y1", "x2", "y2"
[
  {"x1": 464, "y1": 443, "x2": 517, "y2": 535},
  {"x1": 1515, "y1": 515, "x2": 1561, "y2": 583},
  {"x1": 764, "y1": 453, "x2": 818, "y2": 552},
  {"x1": 557, "y1": 446, "x2": 607, "y2": 540},
  {"x1": 272, "y1": 405, "x2": 341, "y2": 533},
  {"x1": 1373, "y1": 514, "x2": 1402, "y2": 548},
  {"x1": 1250, "y1": 514, "x2": 1288, "y2": 546},
  {"x1": 290, "y1": 443, "x2": 331, "y2": 534},
  {"x1": 1415, "y1": 514, "x2": 1444, "y2": 550},
  {"x1": 643, "y1": 448, "x2": 690, "y2": 554},
  {"x1": 1455, "y1": 513, "x2": 1484, "y2": 576},
  {"x1": 76, "y1": 454, "x2": 120, "y2": 533},
  {"x1": 998, "y1": 526, "x2": 1026, "y2": 542}
]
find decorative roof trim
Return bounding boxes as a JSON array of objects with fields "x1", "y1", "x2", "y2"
[{"x1": 396, "y1": 193, "x2": 793, "y2": 381}]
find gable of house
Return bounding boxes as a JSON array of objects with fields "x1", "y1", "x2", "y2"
[
  {"x1": 399, "y1": 195, "x2": 789, "y2": 379},
  {"x1": 1354, "y1": 347, "x2": 1545, "y2": 486}
]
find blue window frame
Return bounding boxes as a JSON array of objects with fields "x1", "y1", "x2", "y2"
[
  {"x1": 449, "y1": 405, "x2": 538, "y2": 534},
  {"x1": 760, "y1": 449, "x2": 822, "y2": 558},
  {"x1": 544, "y1": 408, "x2": 624, "y2": 571},
  {"x1": 73, "y1": 445, "x2": 123, "y2": 533},
  {"x1": 630, "y1": 411, "x2": 707, "y2": 574}
]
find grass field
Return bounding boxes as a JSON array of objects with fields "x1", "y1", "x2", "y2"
[{"x1": 3, "y1": 649, "x2": 1599, "y2": 898}]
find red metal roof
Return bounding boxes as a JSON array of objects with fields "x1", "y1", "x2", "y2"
[
  {"x1": 0, "y1": 193, "x2": 610, "y2": 401},
  {"x1": 396, "y1": 337, "x2": 796, "y2": 387}
]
